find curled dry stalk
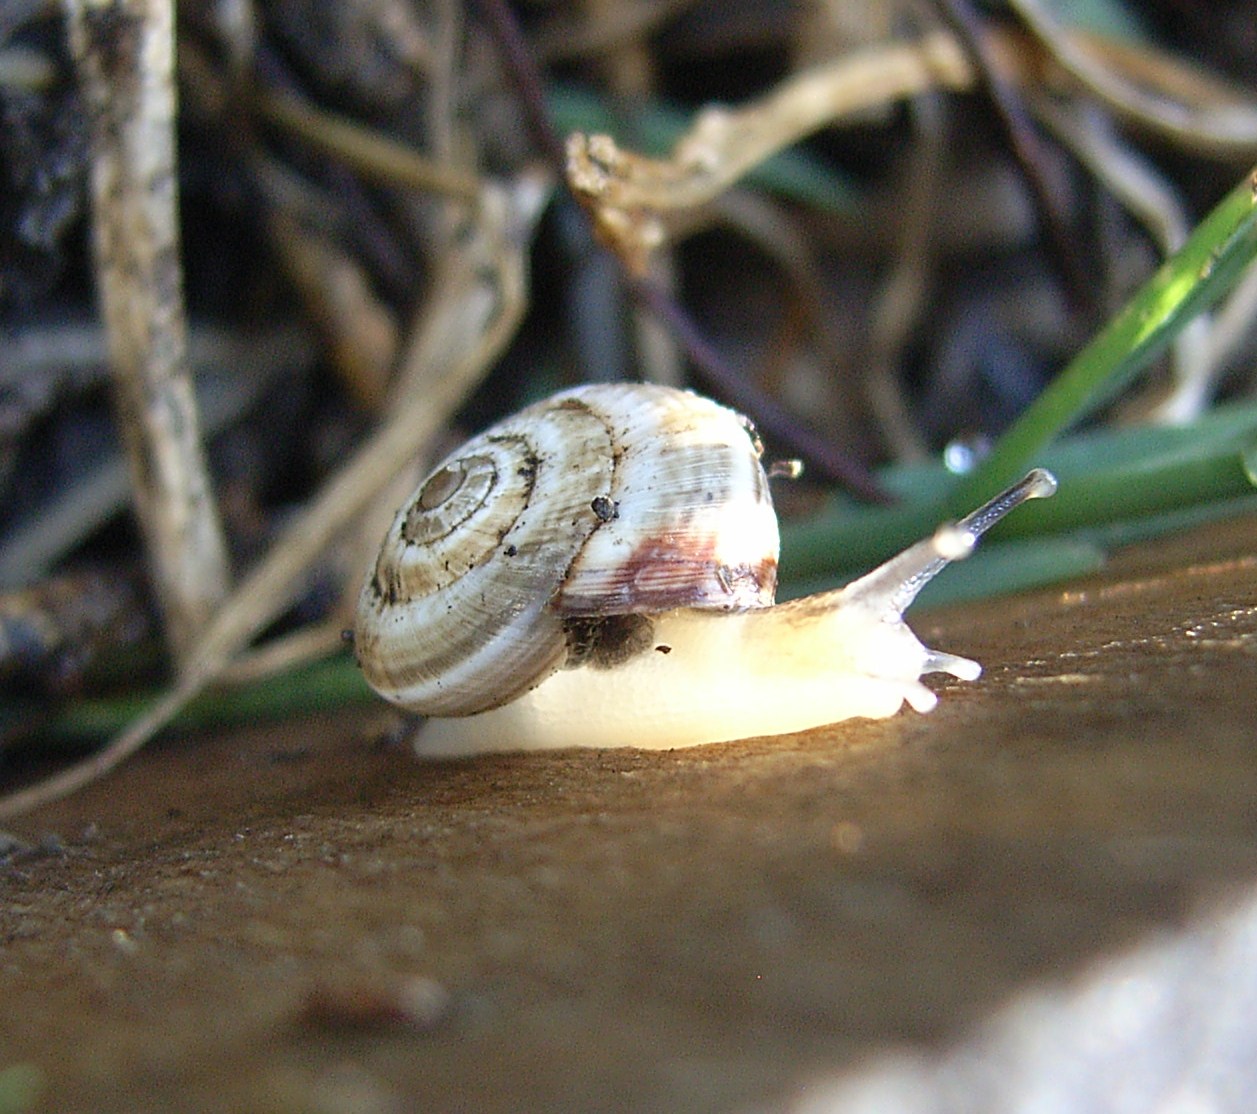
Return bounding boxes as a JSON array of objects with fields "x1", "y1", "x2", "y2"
[
  {"x1": 1008, "y1": 0, "x2": 1257, "y2": 159},
  {"x1": 1006, "y1": 13, "x2": 1257, "y2": 419},
  {"x1": 563, "y1": 11, "x2": 1257, "y2": 295},
  {"x1": 565, "y1": 31, "x2": 975, "y2": 274},
  {"x1": 1031, "y1": 96, "x2": 1214, "y2": 420},
  {"x1": 66, "y1": 0, "x2": 230, "y2": 666},
  {"x1": 477, "y1": 0, "x2": 891, "y2": 494},
  {"x1": 0, "y1": 173, "x2": 552, "y2": 820}
]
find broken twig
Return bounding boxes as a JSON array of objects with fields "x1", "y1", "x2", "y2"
[{"x1": 67, "y1": 0, "x2": 230, "y2": 665}]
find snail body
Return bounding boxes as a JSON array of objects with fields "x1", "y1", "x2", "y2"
[{"x1": 354, "y1": 384, "x2": 1055, "y2": 756}]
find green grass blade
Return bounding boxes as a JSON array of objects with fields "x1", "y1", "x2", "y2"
[
  {"x1": 780, "y1": 397, "x2": 1257, "y2": 584},
  {"x1": 947, "y1": 167, "x2": 1257, "y2": 514},
  {"x1": 40, "y1": 653, "x2": 374, "y2": 744}
]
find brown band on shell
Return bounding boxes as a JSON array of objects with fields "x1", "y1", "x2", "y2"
[{"x1": 562, "y1": 537, "x2": 778, "y2": 614}]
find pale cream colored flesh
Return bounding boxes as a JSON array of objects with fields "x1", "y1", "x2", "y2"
[{"x1": 415, "y1": 598, "x2": 979, "y2": 757}]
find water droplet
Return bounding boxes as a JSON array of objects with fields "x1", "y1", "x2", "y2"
[{"x1": 943, "y1": 435, "x2": 991, "y2": 475}]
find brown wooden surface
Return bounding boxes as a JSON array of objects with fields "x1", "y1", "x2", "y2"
[{"x1": 4, "y1": 515, "x2": 1257, "y2": 1112}]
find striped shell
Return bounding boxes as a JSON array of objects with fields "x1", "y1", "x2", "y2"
[{"x1": 354, "y1": 384, "x2": 779, "y2": 716}]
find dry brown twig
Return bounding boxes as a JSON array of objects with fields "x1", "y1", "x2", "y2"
[
  {"x1": 258, "y1": 89, "x2": 482, "y2": 203},
  {"x1": 67, "y1": 0, "x2": 230, "y2": 666},
  {"x1": 267, "y1": 211, "x2": 401, "y2": 412}
]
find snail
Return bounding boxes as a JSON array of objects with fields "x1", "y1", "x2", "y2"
[{"x1": 354, "y1": 383, "x2": 1055, "y2": 757}]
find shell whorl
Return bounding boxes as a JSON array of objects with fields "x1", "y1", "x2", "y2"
[{"x1": 354, "y1": 384, "x2": 779, "y2": 716}]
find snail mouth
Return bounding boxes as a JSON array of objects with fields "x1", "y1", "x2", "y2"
[{"x1": 562, "y1": 613, "x2": 656, "y2": 669}]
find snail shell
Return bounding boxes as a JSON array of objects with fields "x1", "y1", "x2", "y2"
[
  {"x1": 354, "y1": 384, "x2": 1056, "y2": 756},
  {"x1": 354, "y1": 384, "x2": 779, "y2": 717}
]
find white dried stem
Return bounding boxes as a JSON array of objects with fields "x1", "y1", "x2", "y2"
[
  {"x1": 66, "y1": 0, "x2": 230, "y2": 665},
  {"x1": 566, "y1": 31, "x2": 973, "y2": 269}
]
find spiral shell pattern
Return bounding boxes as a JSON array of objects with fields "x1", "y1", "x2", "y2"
[{"x1": 354, "y1": 383, "x2": 779, "y2": 716}]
